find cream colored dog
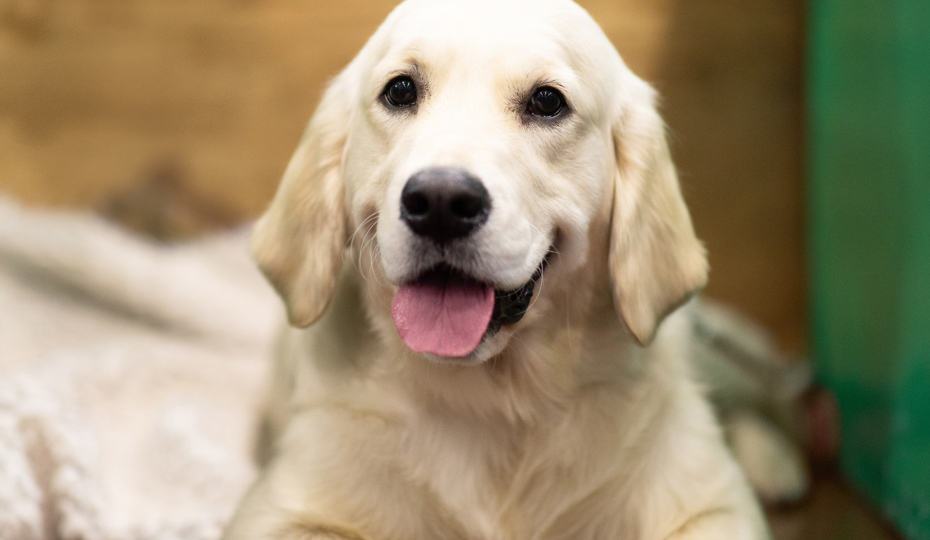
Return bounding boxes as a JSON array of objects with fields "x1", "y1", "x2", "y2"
[{"x1": 224, "y1": 0, "x2": 770, "y2": 538}]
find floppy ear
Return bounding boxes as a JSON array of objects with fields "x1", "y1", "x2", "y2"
[
  {"x1": 608, "y1": 84, "x2": 708, "y2": 346},
  {"x1": 251, "y1": 73, "x2": 353, "y2": 327}
]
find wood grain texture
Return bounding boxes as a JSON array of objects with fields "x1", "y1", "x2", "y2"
[
  {"x1": 0, "y1": 0, "x2": 806, "y2": 350},
  {"x1": 655, "y1": 0, "x2": 808, "y2": 351}
]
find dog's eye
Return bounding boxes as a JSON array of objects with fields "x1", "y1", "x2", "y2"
[
  {"x1": 384, "y1": 76, "x2": 418, "y2": 108},
  {"x1": 527, "y1": 87, "x2": 565, "y2": 117}
]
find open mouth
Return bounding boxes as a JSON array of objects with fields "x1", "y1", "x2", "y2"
[{"x1": 390, "y1": 258, "x2": 548, "y2": 358}]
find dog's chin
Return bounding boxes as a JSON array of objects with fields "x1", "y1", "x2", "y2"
[{"x1": 419, "y1": 330, "x2": 512, "y2": 365}]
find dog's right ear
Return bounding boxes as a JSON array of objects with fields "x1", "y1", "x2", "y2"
[{"x1": 251, "y1": 72, "x2": 353, "y2": 328}]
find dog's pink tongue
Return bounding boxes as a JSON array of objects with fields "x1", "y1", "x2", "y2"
[{"x1": 391, "y1": 278, "x2": 494, "y2": 358}]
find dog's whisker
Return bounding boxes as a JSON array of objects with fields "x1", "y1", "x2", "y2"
[
  {"x1": 353, "y1": 227, "x2": 394, "y2": 315},
  {"x1": 526, "y1": 268, "x2": 546, "y2": 313},
  {"x1": 347, "y1": 212, "x2": 379, "y2": 251},
  {"x1": 366, "y1": 238, "x2": 391, "y2": 290},
  {"x1": 358, "y1": 236, "x2": 375, "y2": 284},
  {"x1": 354, "y1": 215, "x2": 382, "y2": 285},
  {"x1": 347, "y1": 212, "x2": 380, "y2": 279}
]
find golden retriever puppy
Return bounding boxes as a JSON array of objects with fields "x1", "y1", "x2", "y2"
[{"x1": 224, "y1": 0, "x2": 770, "y2": 538}]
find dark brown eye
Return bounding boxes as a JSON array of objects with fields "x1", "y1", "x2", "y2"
[
  {"x1": 527, "y1": 86, "x2": 565, "y2": 117},
  {"x1": 384, "y1": 76, "x2": 417, "y2": 107}
]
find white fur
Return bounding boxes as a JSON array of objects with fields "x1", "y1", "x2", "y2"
[{"x1": 228, "y1": 1, "x2": 770, "y2": 539}]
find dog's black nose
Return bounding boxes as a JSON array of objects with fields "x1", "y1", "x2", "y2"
[{"x1": 400, "y1": 168, "x2": 491, "y2": 243}]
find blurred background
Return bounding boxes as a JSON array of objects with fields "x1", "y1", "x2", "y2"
[{"x1": 0, "y1": 0, "x2": 926, "y2": 538}]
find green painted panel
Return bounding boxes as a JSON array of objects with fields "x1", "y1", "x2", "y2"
[{"x1": 809, "y1": 0, "x2": 930, "y2": 538}]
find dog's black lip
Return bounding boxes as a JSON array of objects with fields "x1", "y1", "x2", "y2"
[{"x1": 486, "y1": 256, "x2": 549, "y2": 335}]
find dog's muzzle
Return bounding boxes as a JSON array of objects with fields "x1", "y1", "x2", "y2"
[{"x1": 391, "y1": 167, "x2": 549, "y2": 358}]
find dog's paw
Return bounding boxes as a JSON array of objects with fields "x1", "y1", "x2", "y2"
[{"x1": 727, "y1": 411, "x2": 809, "y2": 505}]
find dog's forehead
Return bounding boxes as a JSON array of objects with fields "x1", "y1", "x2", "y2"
[
  {"x1": 374, "y1": 0, "x2": 613, "y2": 68},
  {"x1": 390, "y1": 0, "x2": 594, "y2": 27}
]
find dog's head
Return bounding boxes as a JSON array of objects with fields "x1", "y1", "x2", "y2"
[{"x1": 252, "y1": 0, "x2": 707, "y2": 363}]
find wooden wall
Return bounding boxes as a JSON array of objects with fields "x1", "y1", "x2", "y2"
[
  {"x1": 656, "y1": 0, "x2": 807, "y2": 351},
  {"x1": 0, "y1": 0, "x2": 806, "y2": 351}
]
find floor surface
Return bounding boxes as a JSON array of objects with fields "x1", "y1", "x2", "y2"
[{"x1": 768, "y1": 475, "x2": 901, "y2": 540}]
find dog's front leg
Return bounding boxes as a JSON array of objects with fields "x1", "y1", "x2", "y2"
[
  {"x1": 226, "y1": 520, "x2": 370, "y2": 540},
  {"x1": 267, "y1": 520, "x2": 372, "y2": 540},
  {"x1": 224, "y1": 409, "x2": 434, "y2": 540},
  {"x1": 223, "y1": 427, "x2": 373, "y2": 540},
  {"x1": 222, "y1": 469, "x2": 372, "y2": 540},
  {"x1": 662, "y1": 508, "x2": 771, "y2": 540}
]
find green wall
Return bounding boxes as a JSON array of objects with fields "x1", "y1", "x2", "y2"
[{"x1": 810, "y1": 0, "x2": 930, "y2": 537}]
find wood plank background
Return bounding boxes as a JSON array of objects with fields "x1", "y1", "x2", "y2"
[{"x1": 0, "y1": 0, "x2": 806, "y2": 351}]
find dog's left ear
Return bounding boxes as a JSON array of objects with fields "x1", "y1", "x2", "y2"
[
  {"x1": 608, "y1": 83, "x2": 708, "y2": 346},
  {"x1": 251, "y1": 71, "x2": 353, "y2": 328}
]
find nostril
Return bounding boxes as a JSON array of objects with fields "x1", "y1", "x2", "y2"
[
  {"x1": 403, "y1": 191, "x2": 429, "y2": 217},
  {"x1": 450, "y1": 195, "x2": 483, "y2": 220},
  {"x1": 400, "y1": 167, "x2": 491, "y2": 243}
]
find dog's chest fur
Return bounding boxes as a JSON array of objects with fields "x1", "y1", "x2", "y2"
[
  {"x1": 386, "y1": 374, "x2": 687, "y2": 540},
  {"x1": 341, "y1": 333, "x2": 696, "y2": 540}
]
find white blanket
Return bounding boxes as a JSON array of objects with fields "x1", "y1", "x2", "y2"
[{"x1": 0, "y1": 199, "x2": 281, "y2": 540}]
